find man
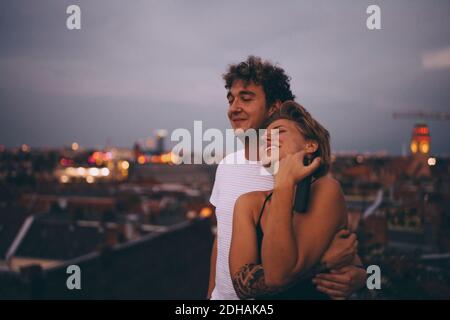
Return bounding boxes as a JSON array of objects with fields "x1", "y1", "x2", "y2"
[{"x1": 208, "y1": 56, "x2": 366, "y2": 300}]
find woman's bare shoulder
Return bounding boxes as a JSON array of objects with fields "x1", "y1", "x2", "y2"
[
  {"x1": 312, "y1": 175, "x2": 343, "y2": 195},
  {"x1": 235, "y1": 191, "x2": 271, "y2": 222},
  {"x1": 236, "y1": 190, "x2": 271, "y2": 204},
  {"x1": 310, "y1": 175, "x2": 347, "y2": 225}
]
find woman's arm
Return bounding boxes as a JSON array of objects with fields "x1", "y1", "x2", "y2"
[
  {"x1": 262, "y1": 156, "x2": 347, "y2": 287},
  {"x1": 229, "y1": 194, "x2": 259, "y2": 278},
  {"x1": 229, "y1": 193, "x2": 282, "y2": 299}
]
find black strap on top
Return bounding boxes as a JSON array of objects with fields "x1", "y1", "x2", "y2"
[
  {"x1": 257, "y1": 192, "x2": 273, "y2": 226},
  {"x1": 256, "y1": 192, "x2": 273, "y2": 262}
]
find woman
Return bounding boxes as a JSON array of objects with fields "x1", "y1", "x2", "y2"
[{"x1": 229, "y1": 101, "x2": 361, "y2": 299}]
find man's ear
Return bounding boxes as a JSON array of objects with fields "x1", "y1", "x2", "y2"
[
  {"x1": 268, "y1": 100, "x2": 282, "y2": 117},
  {"x1": 305, "y1": 140, "x2": 319, "y2": 154}
]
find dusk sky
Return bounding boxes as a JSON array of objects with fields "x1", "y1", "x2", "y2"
[{"x1": 1, "y1": 0, "x2": 450, "y2": 155}]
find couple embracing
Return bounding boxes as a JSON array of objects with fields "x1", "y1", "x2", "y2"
[{"x1": 207, "y1": 56, "x2": 367, "y2": 300}]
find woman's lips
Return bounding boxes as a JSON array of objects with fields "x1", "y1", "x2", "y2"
[
  {"x1": 261, "y1": 145, "x2": 280, "y2": 167},
  {"x1": 265, "y1": 144, "x2": 279, "y2": 150},
  {"x1": 265, "y1": 145, "x2": 279, "y2": 155}
]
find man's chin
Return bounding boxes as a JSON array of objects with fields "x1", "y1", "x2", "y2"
[
  {"x1": 230, "y1": 120, "x2": 251, "y2": 131},
  {"x1": 232, "y1": 126, "x2": 251, "y2": 133}
]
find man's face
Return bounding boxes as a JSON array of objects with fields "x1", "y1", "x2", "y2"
[{"x1": 227, "y1": 80, "x2": 270, "y2": 132}]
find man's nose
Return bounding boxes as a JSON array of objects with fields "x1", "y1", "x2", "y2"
[{"x1": 229, "y1": 99, "x2": 242, "y2": 114}]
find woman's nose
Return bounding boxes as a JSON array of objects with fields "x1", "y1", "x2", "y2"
[{"x1": 262, "y1": 130, "x2": 271, "y2": 144}]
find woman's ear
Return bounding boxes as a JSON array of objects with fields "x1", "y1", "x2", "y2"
[{"x1": 305, "y1": 140, "x2": 319, "y2": 154}]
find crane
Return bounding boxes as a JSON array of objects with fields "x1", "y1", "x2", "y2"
[{"x1": 393, "y1": 111, "x2": 450, "y2": 121}]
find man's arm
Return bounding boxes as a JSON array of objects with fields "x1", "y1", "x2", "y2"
[
  {"x1": 313, "y1": 255, "x2": 367, "y2": 299},
  {"x1": 309, "y1": 218, "x2": 365, "y2": 300},
  {"x1": 206, "y1": 235, "x2": 217, "y2": 299},
  {"x1": 320, "y1": 229, "x2": 357, "y2": 269}
]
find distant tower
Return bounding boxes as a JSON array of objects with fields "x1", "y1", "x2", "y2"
[
  {"x1": 393, "y1": 111, "x2": 450, "y2": 155},
  {"x1": 133, "y1": 142, "x2": 142, "y2": 162},
  {"x1": 410, "y1": 123, "x2": 430, "y2": 155},
  {"x1": 155, "y1": 129, "x2": 167, "y2": 155},
  {"x1": 393, "y1": 111, "x2": 450, "y2": 178}
]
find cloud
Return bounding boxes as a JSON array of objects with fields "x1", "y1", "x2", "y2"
[{"x1": 422, "y1": 46, "x2": 450, "y2": 70}]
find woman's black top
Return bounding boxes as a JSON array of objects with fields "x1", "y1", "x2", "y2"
[{"x1": 255, "y1": 192, "x2": 329, "y2": 300}]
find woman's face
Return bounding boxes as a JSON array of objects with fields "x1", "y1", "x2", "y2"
[{"x1": 261, "y1": 118, "x2": 311, "y2": 167}]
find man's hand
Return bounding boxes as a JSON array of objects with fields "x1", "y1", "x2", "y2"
[
  {"x1": 312, "y1": 265, "x2": 367, "y2": 300},
  {"x1": 321, "y1": 229, "x2": 357, "y2": 269}
]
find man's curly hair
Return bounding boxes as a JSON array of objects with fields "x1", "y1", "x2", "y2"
[{"x1": 223, "y1": 56, "x2": 295, "y2": 108}]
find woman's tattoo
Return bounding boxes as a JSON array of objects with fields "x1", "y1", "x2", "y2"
[
  {"x1": 231, "y1": 263, "x2": 282, "y2": 300},
  {"x1": 232, "y1": 262, "x2": 329, "y2": 299}
]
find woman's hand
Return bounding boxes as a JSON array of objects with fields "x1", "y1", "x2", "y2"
[
  {"x1": 321, "y1": 229, "x2": 357, "y2": 269},
  {"x1": 274, "y1": 151, "x2": 321, "y2": 189}
]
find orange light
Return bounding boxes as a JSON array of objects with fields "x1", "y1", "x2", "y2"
[
  {"x1": 419, "y1": 141, "x2": 429, "y2": 154},
  {"x1": 137, "y1": 155, "x2": 146, "y2": 164},
  {"x1": 410, "y1": 141, "x2": 418, "y2": 154},
  {"x1": 199, "y1": 207, "x2": 213, "y2": 218},
  {"x1": 121, "y1": 161, "x2": 130, "y2": 170},
  {"x1": 161, "y1": 153, "x2": 173, "y2": 164},
  {"x1": 150, "y1": 155, "x2": 161, "y2": 163}
]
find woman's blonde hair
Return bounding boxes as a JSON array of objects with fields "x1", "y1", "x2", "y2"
[{"x1": 264, "y1": 100, "x2": 331, "y2": 178}]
